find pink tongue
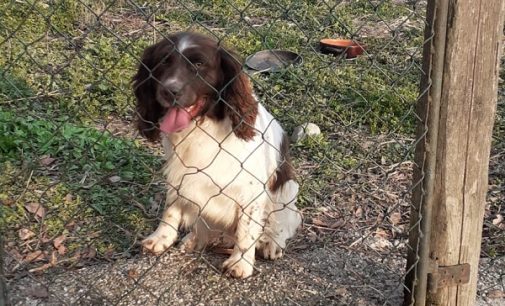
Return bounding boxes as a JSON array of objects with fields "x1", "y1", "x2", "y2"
[{"x1": 159, "y1": 108, "x2": 192, "y2": 133}]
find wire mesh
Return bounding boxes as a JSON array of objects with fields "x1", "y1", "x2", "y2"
[{"x1": 0, "y1": 0, "x2": 503, "y2": 305}]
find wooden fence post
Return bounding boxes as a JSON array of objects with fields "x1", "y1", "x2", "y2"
[{"x1": 405, "y1": 0, "x2": 505, "y2": 305}]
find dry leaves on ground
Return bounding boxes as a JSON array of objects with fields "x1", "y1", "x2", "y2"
[
  {"x1": 18, "y1": 228, "x2": 35, "y2": 240},
  {"x1": 24, "y1": 202, "x2": 46, "y2": 219}
]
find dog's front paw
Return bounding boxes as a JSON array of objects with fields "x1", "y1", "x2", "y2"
[
  {"x1": 142, "y1": 227, "x2": 177, "y2": 255},
  {"x1": 258, "y1": 240, "x2": 283, "y2": 260},
  {"x1": 222, "y1": 253, "x2": 254, "y2": 279},
  {"x1": 180, "y1": 232, "x2": 197, "y2": 253}
]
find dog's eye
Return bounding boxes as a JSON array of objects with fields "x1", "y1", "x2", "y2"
[{"x1": 194, "y1": 62, "x2": 203, "y2": 68}]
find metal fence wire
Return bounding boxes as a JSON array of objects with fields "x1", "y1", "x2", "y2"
[{"x1": 0, "y1": 0, "x2": 503, "y2": 305}]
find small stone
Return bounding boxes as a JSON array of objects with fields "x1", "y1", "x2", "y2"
[
  {"x1": 291, "y1": 123, "x2": 321, "y2": 142},
  {"x1": 108, "y1": 176, "x2": 121, "y2": 183},
  {"x1": 492, "y1": 214, "x2": 503, "y2": 226},
  {"x1": 39, "y1": 155, "x2": 56, "y2": 166},
  {"x1": 369, "y1": 237, "x2": 393, "y2": 251}
]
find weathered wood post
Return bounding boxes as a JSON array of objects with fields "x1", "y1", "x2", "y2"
[{"x1": 405, "y1": 0, "x2": 505, "y2": 305}]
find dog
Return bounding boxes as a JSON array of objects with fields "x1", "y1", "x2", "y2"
[{"x1": 132, "y1": 32, "x2": 302, "y2": 278}]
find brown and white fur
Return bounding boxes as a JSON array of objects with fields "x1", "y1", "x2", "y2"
[{"x1": 133, "y1": 32, "x2": 301, "y2": 278}]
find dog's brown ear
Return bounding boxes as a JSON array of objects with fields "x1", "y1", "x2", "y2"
[
  {"x1": 218, "y1": 47, "x2": 258, "y2": 141},
  {"x1": 132, "y1": 44, "x2": 163, "y2": 142}
]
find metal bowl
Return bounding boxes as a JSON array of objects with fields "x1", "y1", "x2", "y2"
[{"x1": 245, "y1": 50, "x2": 302, "y2": 73}]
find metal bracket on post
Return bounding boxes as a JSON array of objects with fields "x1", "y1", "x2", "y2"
[{"x1": 427, "y1": 263, "x2": 471, "y2": 294}]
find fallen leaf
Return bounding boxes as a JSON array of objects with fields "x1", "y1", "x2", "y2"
[
  {"x1": 354, "y1": 207, "x2": 363, "y2": 218},
  {"x1": 312, "y1": 218, "x2": 328, "y2": 227},
  {"x1": 375, "y1": 228, "x2": 389, "y2": 239},
  {"x1": 127, "y1": 268, "x2": 138, "y2": 279},
  {"x1": 24, "y1": 202, "x2": 46, "y2": 219},
  {"x1": 18, "y1": 228, "x2": 35, "y2": 240},
  {"x1": 487, "y1": 289, "x2": 505, "y2": 299},
  {"x1": 53, "y1": 235, "x2": 66, "y2": 248},
  {"x1": 57, "y1": 245, "x2": 67, "y2": 256},
  {"x1": 24, "y1": 250, "x2": 46, "y2": 263},
  {"x1": 28, "y1": 285, "x2": 48, "y2": 298},
  {"x1": 390, "y1": 212, "x2": 402, "y2": 225},
  {"x1": 492, "y1": 214, "x2": 503, "y2": 226},
  {"x1": 39, "y1": 155, "x2": 55, "y2": 167}
]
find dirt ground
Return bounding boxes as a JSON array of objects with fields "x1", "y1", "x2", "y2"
[{"x1": 6, "y1": 237, "x2": 505, "y2": 306}]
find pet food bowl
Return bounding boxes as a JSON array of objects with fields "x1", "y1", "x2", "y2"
[
  {"x1": 245, "y1": 50, "x2": 302, "y2": 72},
  {"x1": 319, "y1": 39, "x2": 366, "y2": 59}
]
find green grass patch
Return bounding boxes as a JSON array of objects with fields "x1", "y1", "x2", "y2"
[
  {"x1": 0, "y1": 0, "x2": 424, "y2": 131},
  {"x1": 0, "y1": 106, "x2": 163, "y2": 264}
]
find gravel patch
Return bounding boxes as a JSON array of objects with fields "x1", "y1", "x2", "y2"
[{"x1": 6, "y1": 242, "x2": 504, "y2": 305}]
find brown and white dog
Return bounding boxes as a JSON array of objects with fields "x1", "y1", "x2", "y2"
[{"x1": 132, "y1": 32, "x2": 301, "y2": 278}]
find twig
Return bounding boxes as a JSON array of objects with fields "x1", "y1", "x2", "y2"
[
  {"x1": 14, "y1": 170, "x2": 34, "y2": 205},
  {"x1": 349, "y1": 237, "x2": 365, "y2": 248}
]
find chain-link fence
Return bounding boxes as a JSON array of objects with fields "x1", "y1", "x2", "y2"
[{"x1": 0, "y1": 0, "x2": 503, "y2": 305}]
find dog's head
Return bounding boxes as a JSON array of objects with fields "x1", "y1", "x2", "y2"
[{"x1": 133, "y1": 32, "x2": 257, "y2": 142}]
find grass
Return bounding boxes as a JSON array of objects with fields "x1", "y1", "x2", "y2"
[
  {"x1": 0, "y1": 72, "x2": 163, "y2": 263},
  {"x1": 0, "y1": 102, "x2": 163, "y2": 260},
  {"x1": 1, "y1": 0, "x2": 472, "y2": 273},
  {"x1": 0, "y1": 0, "x2": 424, "y2": 129}
]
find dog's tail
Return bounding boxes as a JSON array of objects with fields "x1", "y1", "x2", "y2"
[{"x1": 271, "y1": 179, "x2": 302, "y2": 238}]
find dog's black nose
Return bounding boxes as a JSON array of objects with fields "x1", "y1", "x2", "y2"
[
  {"x1": 160, "y1": 86, "x2": 178, "y2": 98},
  {"x1": 169, "y1": 88, "x2": 179, "y2": 96}
]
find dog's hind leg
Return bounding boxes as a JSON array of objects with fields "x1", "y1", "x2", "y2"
[{"x1": 258, "y1": 180, "x2": 302, "y2": 260}]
